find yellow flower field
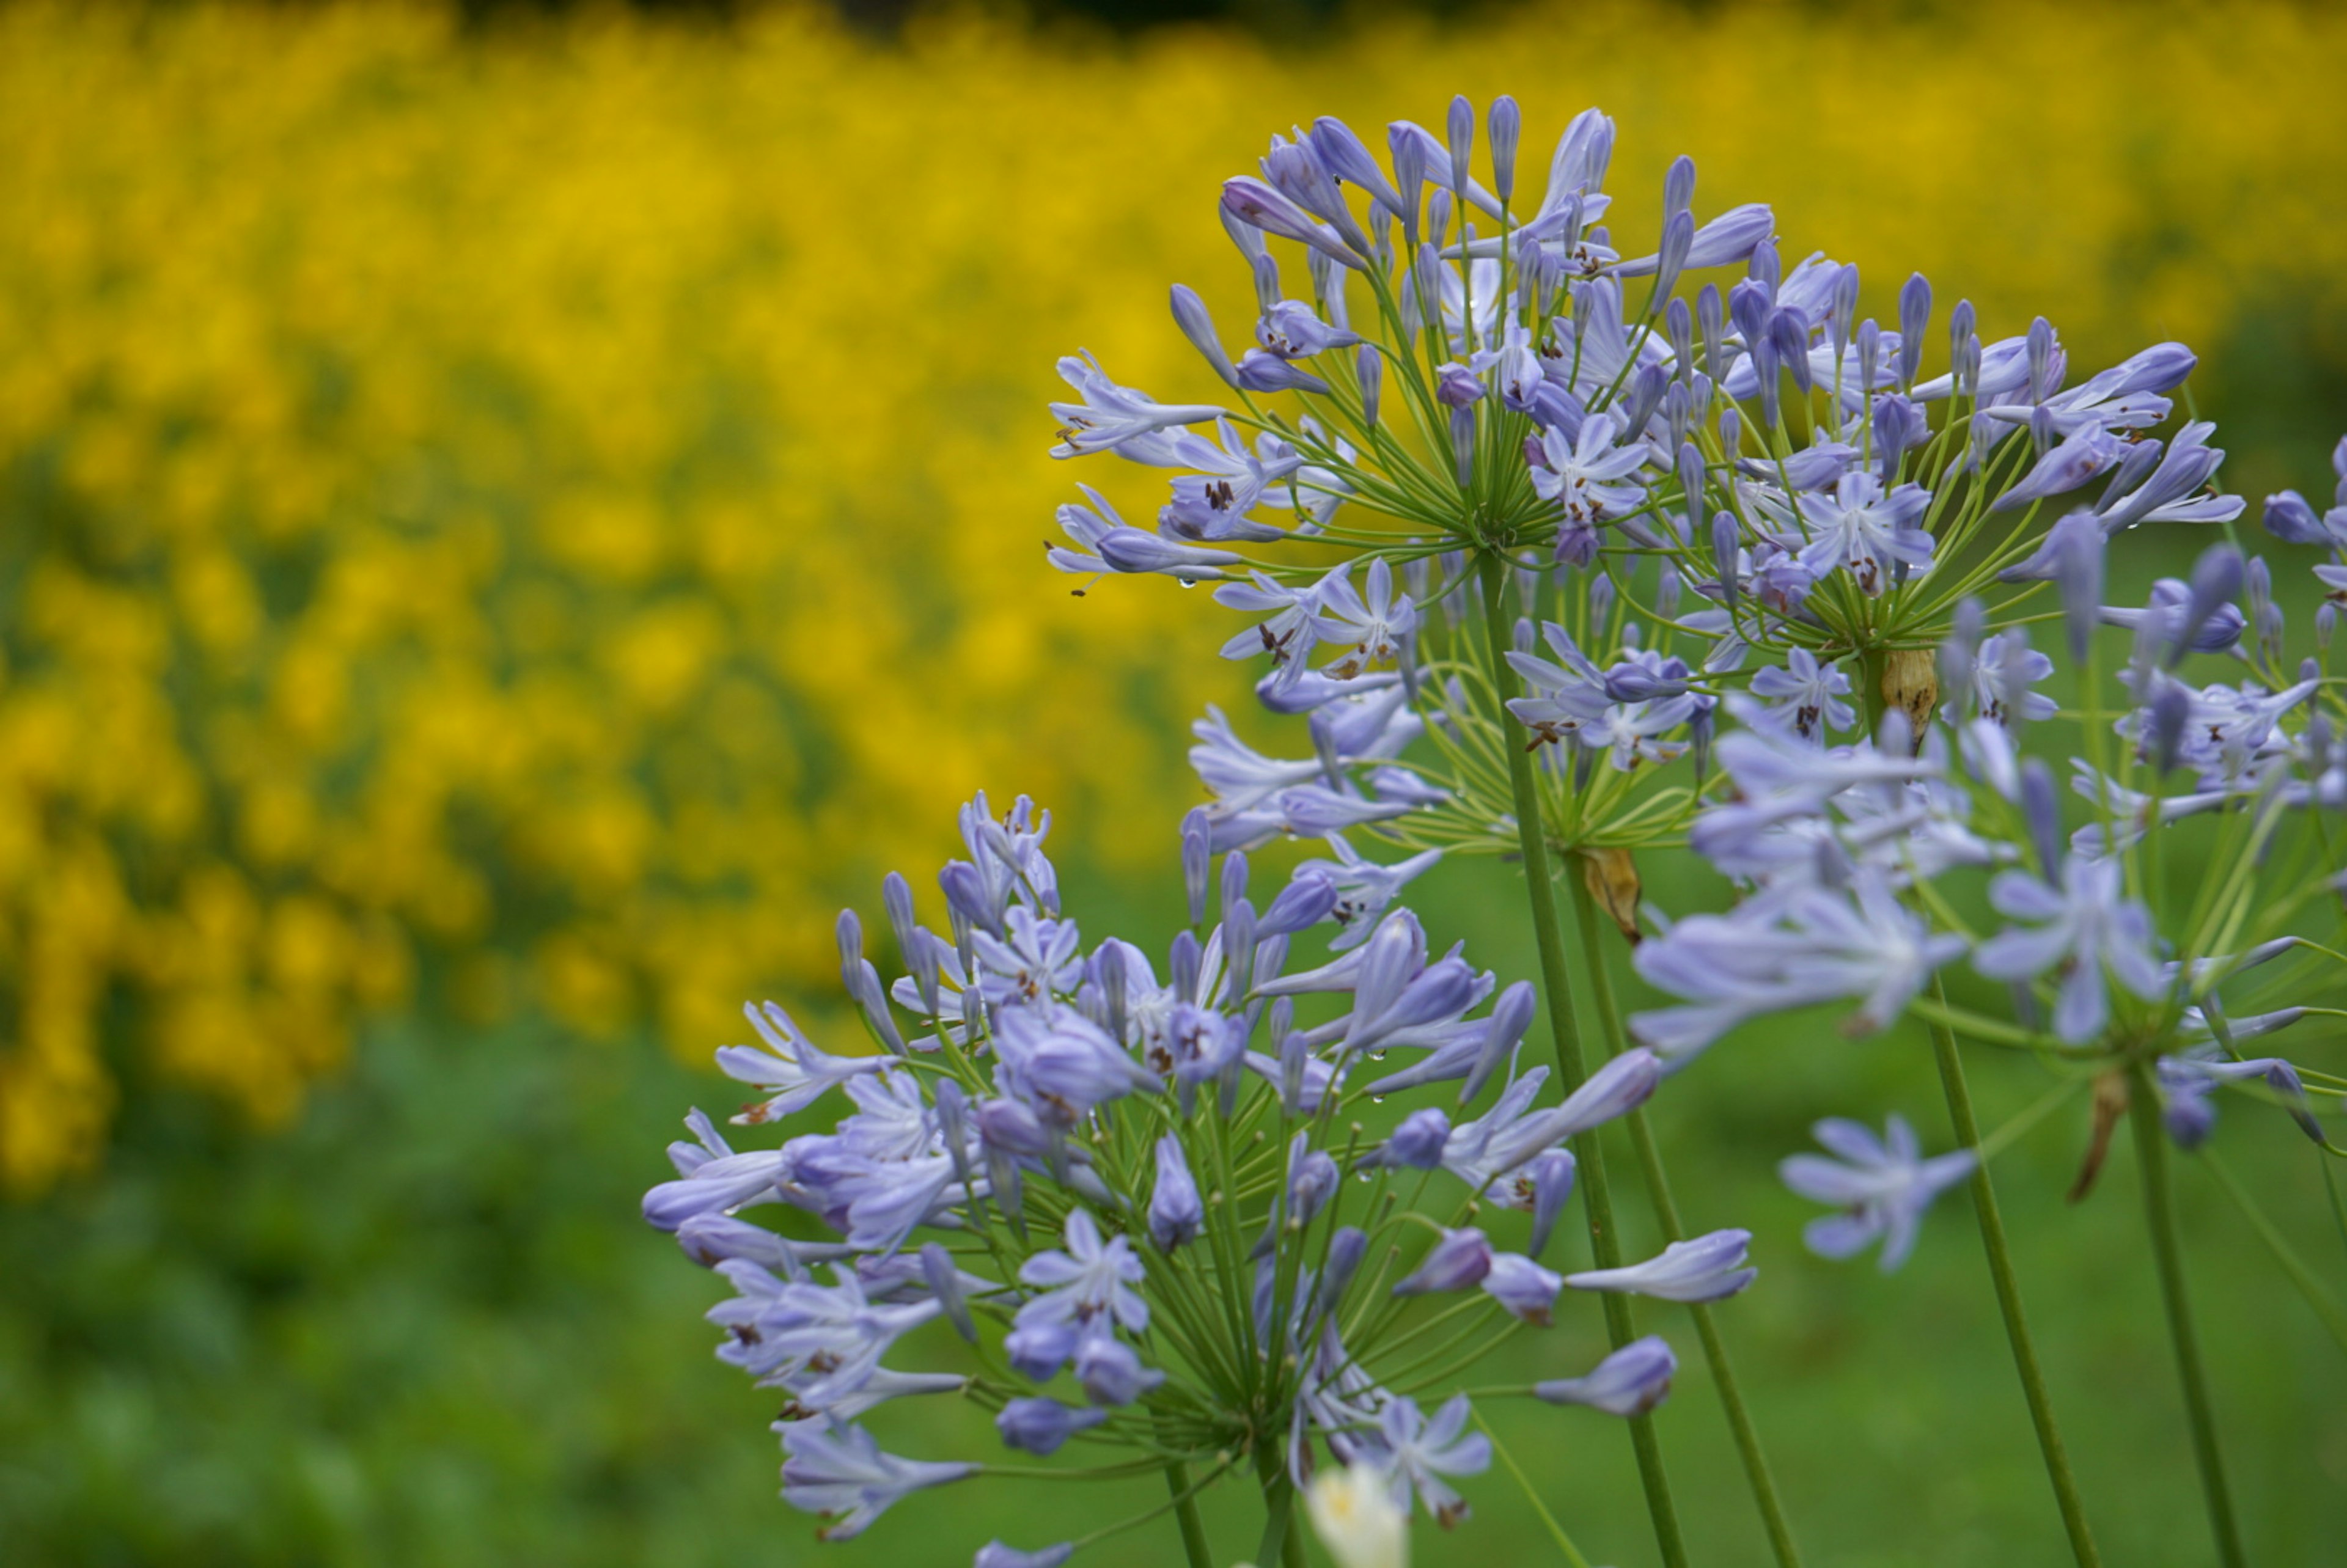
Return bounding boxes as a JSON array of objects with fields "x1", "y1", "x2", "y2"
[{"x1": 2, "y1": 0, "x2": 2345, "y2": 1188}]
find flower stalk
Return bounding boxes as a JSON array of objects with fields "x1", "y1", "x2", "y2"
[
  {"x1": 2128, "y1": 1060, "x2": 2246, "y2": 1568},
  {"x1": 1482, "y1": 553, "x2": 1690, "y2": 1568}
]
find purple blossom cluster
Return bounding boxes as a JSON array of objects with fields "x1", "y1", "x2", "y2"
[{"x1": 643, "y1": 791, "x2": 1746, "y2": 1562}]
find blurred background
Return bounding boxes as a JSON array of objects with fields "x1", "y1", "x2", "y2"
[{"x1": 2, "y1": 1, "x2": 2346, "y2": 1563}]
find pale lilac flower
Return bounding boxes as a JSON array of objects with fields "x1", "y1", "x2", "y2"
[
  {"x1": 716, "y1": 1002, "x2": 892, "y2": 1124},
  {"x1": 1047, "y1": 485, "x2": 1240, "y2": 585},
  {"x1": 780, "y1": 1420, "x2": 975, "y2": 1541},
  {"x1": 1566, "y1": 1229, "x2": 1757, "y2": 1302},
  {"x1": 1749, "y1": 648, "x2": 1854, "y2": 741},
  {"x1": 1534, "y1": 1336, "x2": 1677, "y2": 1416},
  {"x1": 1367, "y1": 1394, "x2": 1491, "y2": 1526},
  {"x1": 1309, "y1": 559, "x2": 1420, "y2": 679},
  {"x1": 643, "y1": 1108, "x2": 791, "y2": 1231},
  {"x1": 1779, "y1": 1115, "x2": 1975, "y2": 1270},
  {"x1": 1974, "y1": 857, "x2": 2166, "y2": 1043},
  {"x1": 1047, "y1": 353, "x2": 1227, "y2": 459},
  {"x1": 1016, "y1": 1208, "x2": 1150, "y2": 1335},
  {"x1": 1532, "y1": 412, "x2": 1649, "y2": 526},
  {"x1": 1794, "y1": 471, "x2": 1934, "y2": 595},
  {"x1": 972, "y1": 907, "x2": 1084, "y2": 1008},
  {"x1": 1967, "y1": 631, "x2": 2057, "y2": 726},
  {"x1": 992, "y1": 1006, "x2": 1158, "y2": 1119}
]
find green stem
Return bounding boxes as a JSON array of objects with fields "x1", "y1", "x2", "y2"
[
  {"x1": 1926, "y1": 997, "x2": 2102, "y2": 1567},
  {"x1": 1165, "y1": 1459, "x2": 1213, "y2": 1568},
  {"x1": 1480, "y1": 554, "x2": 1690, "y2": 1568},
  {"x1": 1253, "y1": 1442, "x2": 1304, "y2": 1568},
  {"x1": 2128, "y1": 1063, "x2": 2247, "y2": 1568},
  {"x1": 1567, "y1": 874, "x2": 1803, "y2": 1568}
]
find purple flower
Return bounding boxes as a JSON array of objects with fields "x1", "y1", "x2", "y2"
[
  {"x1": 1308, "y1": 559, "x2": 1420, "y2": 680},
  {"x1": 1073, "y1": 1328, "x2": 1166, "y2": 1405},
  {"x1": 1532, "y1": 412, "x2": 1648, "y2": 524},
  {"x1": 1566, "y1": 1229, "x2": 1757, "y2": 1302},
  {"x1": 1046, "y1": 485, "x2": 1238, "y2": 584},
  {"x1": 1974, "y1": 857, "x2": 2165, "y2": 1043},
  {"x1": 1794, "y1": 471, "x2": 1933, "y2": 596},
  {"x1": 992, "y1": 1006, "x2": 1158, "y2": 1119},
  {"x1": 780, "y1": 1421, "x2": 975, "y2": 1541},
  {"x1": 642, "y1": 1108, "x2": 790, "y2": 1232},
  {"x1": 1481, "y1": 1251, "x2": 1565, "y2": 1324},
  {"x1": 1016, "y1": 1208, "x2": 1150, "y2": 1335},
  {"x1": 1047, "y1": 353, "x2": 1226, "y2": 459},
  {"x1": 995, "y1": 1397, "x2": 1108, "y2": 1456},
  {"x1": 1148, "y1": 1134, "x2": 1204, "y2": 1251},
  {"x1": 1779, "y1": 1115, "x2": 1975, "y2": 1270},
  {"x1": 1535, "y1": 1335, "x2": 1677, "y2": 1416},
  {"x1": 1392, "y1": 1226, "x2": 1494, "y2": 1295},
  {"x1": 1749, "y1": 648, "x2": 1855, "y2": 742},
  {"x1": 1360, "y1": 1394, "x2": 1491, "y2": 1526},
  {"x1": 715, "y1": 1000, "x2": 894, "y2": 1126}
]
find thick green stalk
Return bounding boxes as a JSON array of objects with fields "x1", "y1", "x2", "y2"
[
  {"x1": 2128, "y1": 1063, "x2": 2247, "y2": 1568},
  {"x1": 1164, "y1": 1459, "x2": 1213, "y2": 1568},
  {"x1": 1926, "y1": 998, "x2": 2102, "y2": 1567},
  {"x1": 1479, "y1": 554, "x2": 1690, "y2": 1568},
  {"x1": 1253, "y1": 1443, "x2": 1304, "y2": 1568},
  {"x1": 1567, "y1": 873, "x2": 1804, "y2": 1568}
]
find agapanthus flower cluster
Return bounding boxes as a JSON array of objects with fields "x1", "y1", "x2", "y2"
[
  {"x1": 1045, "y1": 94, "x2": 2236, "y2": 887},
  {"x1": 644, "y1": 792, "x2": 1751, "y2": 1563}
]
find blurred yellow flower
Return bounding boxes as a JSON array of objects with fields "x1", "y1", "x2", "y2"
[{"x1": 2, "y1": 0, "x2": 2344, "y2": 1188}]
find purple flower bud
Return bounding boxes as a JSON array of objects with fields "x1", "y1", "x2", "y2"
[
  {"x1": 1310, "y1": 117, "x2": 1403, "y2": 216},
  {"x1": 1661, "y1": 153, "x2": 1697, "y2": 219},
  {"x1": 1857, "y1": 317, "x2": 1882, "y2": 390},
  {"x1": 1073, "y1": 1331, "x2": 1164, "y2": 1406},
  {"x1": 2027, "y1": 316, "x2": 2059, "y2": 403},
  {"x1": 1236, "y1": 348, "x2": 1332, "y2": 395},
  {"x1": 1654, "y1": 208, "x2": 1695, "y2": 301},
  {"x1": 1710, "y1": 511, "x2": 1742, "y2": 612},
  {"x1": 1373, "y1": 1107, "x2": 1453, "y2": 1169},
  {"x1": 975, "y1": 1542, "x2": 1074, "y2": 1568},
  {"x1": 1221, "y1": 177, "x2": 1361, "y2": 269},
  {"x1": 1770, "y1": 310, "x2": 1812, "y2": 392},
  {"x1": 1488, "y1": 95, "x2": 1522, "y2": 200},
  {"x1": 1181, "y1": 808, "x2": 1210, "y2": 925},
  {"x1": 2148, "y1": 680, "x2": 2192, "y2": 774},
  {"x1": 1526, "y1": 1147, "x2": 1578, "y2": 1258},
  {"x1": 2020, "y1": 758, "x2": 2063, "y2": 877},
  {"x1": 921, "y1": 1240, "x2": 977, "y2": 1342},
  {"x1": 1463, "y1": 980, "x2": 1536, "y2": 1102},
  {"x1": 1168, "y1": 288, "x2": 1240, "y2": 395},
  {"x1": 1450, "y1": 404, "x2": 1476, "y2": 486},
  {"x1": 990, "y1": 1399, "x2": 1098, "y2": 1455},
  {"x1": 1312, "y1": 1226, "x2": 1368, "y2": 1321},
  {"x1": 1394, "y1": 1226, "x2": 1494, "y2": 1295},
  {"x1": 1727, "y1": 277, "x2": 1771, "y2": 351},
  {"x1": 2049, "y1": 512, "x2": 2105, "y2": 662},
  {"x1": 1482, "y1": 1252, "x2": 1565, "y2": 1324},
  {"x1": 1445, "y1": 95, "x2": 1474, "y2": 194},
  {"x1": 1535, "y1": 1335, "x2": 1677, "y2": 1416},
  {"x1": 1897, "y1": 273, "x2": 1932, "y2": 386},
  {"x1": 1829, "y1": 263, "x2": 1860, "y2": 359},
  {"x1": 1567, "y1": 1228, "x2": 1756, "y2": 1302},
  {"x1": 1554, "y1": 1047, "x2": 1663, "y2": 1138},
  {"x1": 1588, "y1": 571, "x2": 1617, "y2": 629},
  {"x1": 1699, "y1": 283, "x2": 1727, "y2": 381},
  {"x1": 1436, "y1": 361, "x2": 1485, "y2": 406},
  {"x1": 1948, "y1": 298, "x2": 1977, "y2": 364},
  {"x1": 1258, "y1": 869, "x2": 1338, "y2": 938},
  {"x1": 1279, "y1": 1028, "x2": 1308, "y2": 1116},
  {"x1": 2171, "y1": 543, "x2": 2244, "y2": 668},
  {"x1": 1356, "y1": 345, "x2": 1382, "y2": 427},
  {"x1": 1749, "y1": 238, "x2": 1780, "y2": 294},
  {"x1": 836, "y1": 907, "x2": 865, "y2": 992},
  {"x1": 1148, "y1": 1134, "x2": 1204, "y2": 1251},
  {"x1": 2264, "y1": 489, "x2": 2324, "y2": 544},
  {"x1": 1387, "y1": 123, "x2": 1425, "y2": 244}
]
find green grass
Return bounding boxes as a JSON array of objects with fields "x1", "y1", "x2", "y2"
[{"x1": 3, "y1": 848, "x2": 2343, "y2": 1566}]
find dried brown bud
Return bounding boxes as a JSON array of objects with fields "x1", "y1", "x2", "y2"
[
  {"x1": 1579, "y1": 847, "x2": 1644, "y2": 944},
  {"x1": 1882, "y1": 647, "x2": 1939, "y2": 749}
]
